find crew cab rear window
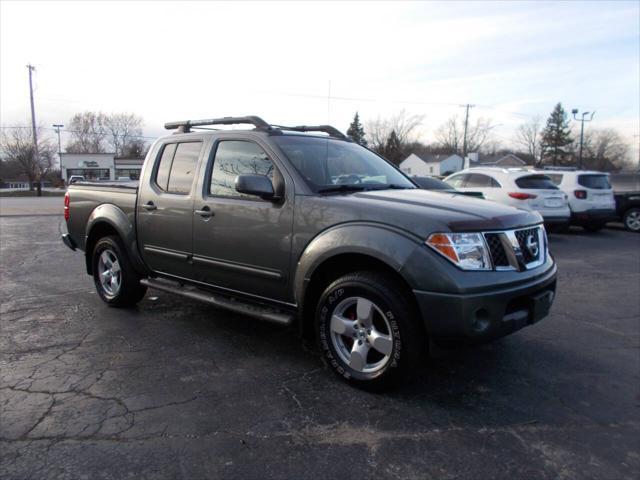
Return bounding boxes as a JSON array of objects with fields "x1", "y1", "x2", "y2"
[
  {"x1": 154, "y1": 142, "x2": 202, "y2": 194},
  {"x1": 515, "y1": 175, "x2": 558, "y2": 190},
  {"x1": 578, "y1": 174, "x2": 611, "y2": 190},
  {"x1": 209, "y1": 141, "x2": 273, "y2": 198}
]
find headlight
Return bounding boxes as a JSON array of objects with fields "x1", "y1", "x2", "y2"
[{"x1": 426, "y1": 233, "x2": 491, "y2": 270}]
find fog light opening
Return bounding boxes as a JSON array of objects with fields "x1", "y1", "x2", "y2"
[{"x1": 472, "y1": 309, "x2": 490, "y2": 333}]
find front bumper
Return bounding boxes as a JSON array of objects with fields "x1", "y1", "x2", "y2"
[
  {"x1": 570, "y1": 209, "x2": 616, "y2": 225},
  {"x1": 413, "y1": 263, "x2": 557, "y2": 342}
]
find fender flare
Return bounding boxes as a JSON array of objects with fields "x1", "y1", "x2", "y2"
[
  {"x1": 293, "y1": 222, "x2": 422, "y2": 306},
  {"x1": 85, "y1": 204, "x2": 148, "y2": 275}
]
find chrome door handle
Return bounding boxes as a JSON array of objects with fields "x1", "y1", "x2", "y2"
[
  {"x1": 195, "y1": 206, "x2": 214, "y2": 218},
  {"x1": 143, "y1": 201, "x2": 157, "y2": 211}
]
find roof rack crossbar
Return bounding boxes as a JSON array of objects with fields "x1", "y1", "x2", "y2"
[
  {"x1": 272, "y1": 124, "x2": 348, "y2": 140},
  {"x1": 164, "y1": 116, "x2": 270, "y2": 133}
]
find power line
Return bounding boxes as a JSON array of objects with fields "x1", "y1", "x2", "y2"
[{"x1": 0, "y1": 125, "x2": 159, "y2": 140}]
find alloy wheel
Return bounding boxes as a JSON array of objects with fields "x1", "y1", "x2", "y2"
[
  {"x1": 329, "y1": 296, "x2": 394, "y2": 374},
  {"x1": 98, "y1": 249, "x2": 122, "y2": 297}
]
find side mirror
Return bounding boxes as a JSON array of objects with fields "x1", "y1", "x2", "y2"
[{"x1": 235, "y1": 174, "x2": 275, "y2": 199}]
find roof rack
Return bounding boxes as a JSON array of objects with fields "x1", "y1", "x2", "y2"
[
  {"x1": 164, "y1": 116, "x2": 271, "y2": 133},
  {"x1": 164, "y1": 116, "x2": 350, "y2": 140},
  {"x1": 542, "y1": 166, "x2": 577, "y2": 171},
  {"x1": 272, "y1": 124, "x2": 349, "y2": 141}
]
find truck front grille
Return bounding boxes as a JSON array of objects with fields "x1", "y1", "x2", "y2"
[
  {"x1": 484, "y1": 233, "x2": 510, "y2": 267},
  {"x1": 514, "y1": 227, "x2": 541, "y2": 264},
  {"x1": 483, "y1": 225, "x2": 545, "y2": 271}
]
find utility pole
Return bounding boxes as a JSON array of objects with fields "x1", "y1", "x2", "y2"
[
  {"x1": 327, "y1": 80, "x2": 331, "y2": 124},
  {"x1": 460, "y1": 104, "x2": 475, "y2": 158},
  {"x1": 27, "y1": 64, "x2": 41, "y2": 194},
  {"x1": 571, "y1": 109, "x2": 595, "y2": 170},
  {"x1": 53, "y1": 124, "x2": 64, "y2": 181}
]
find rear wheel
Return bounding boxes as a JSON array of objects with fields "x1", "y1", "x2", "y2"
[
  {"x1": 315, "y1": 271, "x2": 424, "y2": 390},
  {"x1": 623, "y1": 208, "x2": 640, "y2": 233},
  {"x1": 92, "y1": 235, "x2": 147, "y2": 307}
]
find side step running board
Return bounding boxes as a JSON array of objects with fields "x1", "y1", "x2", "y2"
[{"x1": 140, "y1": 278, "x2": 294, "y2": 326}]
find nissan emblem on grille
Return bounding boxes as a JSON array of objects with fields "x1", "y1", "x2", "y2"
[{"x1": 525, "y1": 234, "x2": 539, "y2": 258}]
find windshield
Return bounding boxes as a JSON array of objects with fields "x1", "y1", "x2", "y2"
[
  {"x1": 515, "y1": 175, "x2": 559, "y2": 190},
  {"x1": 578, "y1": 174, "x2": 611, "y2": 190},
  {"x1": 272, "y1": 136, "x2": 415, "y2": 192}
]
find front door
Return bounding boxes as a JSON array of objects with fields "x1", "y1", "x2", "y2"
[
  {"x1": 137, "y1": 138, "x2": 206, "y2": 279},
  {"x1": 191, "y1": 138, "x2": 294, "y2": 302}
]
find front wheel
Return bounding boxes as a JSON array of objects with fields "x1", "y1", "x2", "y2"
[
  {"x1": 315, "y1": 271, "x2": 424, "y2": 390},
  {"x1": 623, "y1": 208, "x2": 640, "y2": 232},
  {"x1": 92, "y1": 235, "x2": 147, "y2": 307}
]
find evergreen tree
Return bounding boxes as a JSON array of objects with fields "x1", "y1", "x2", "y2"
[
  {"x1": 383, "y1": 130, "x2": 403, "y2": 165},
  {"x1": 346, "y1": 112, "x2": 368, "y2": 147},
  {"x1": 541, "y1": 103, "x2": 573, "y2": 166}
]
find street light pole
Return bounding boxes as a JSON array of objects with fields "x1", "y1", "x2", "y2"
[
  {"x1": 53, "y1": 124, "x2": 64, "y2": 182},
  {"x1": 571, "y1": 109, "x2": 595, "y2": 170}
]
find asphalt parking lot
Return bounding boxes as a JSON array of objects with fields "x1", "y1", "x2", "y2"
[{"x1": 1, "y1": 215, "x2": 639, "y2": 479}]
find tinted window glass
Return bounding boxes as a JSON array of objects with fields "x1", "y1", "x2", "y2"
[
  {"x1": 413, "y1": 176, "x2": 451, "y2": 190},
  {"x1": 466, "y1": 173, "x2": 499, "y2": 188},
  {"x1": 166, "y1": 142, "x2": 202, "y2": 194},
  {"x1": 445, "y1": 174, "x2": 467, "y2": 188},
  {"x1": 547, "y1": 174, "x2": 563, "y2": 185},
  {"x1": 210, "y1": 141, "x2": 274, "y2": 198},
  {"x1": 515, "y1": 175, "x2": 559, "y2": 190},
  {"x1": 578, "y1": 174, "x2": 611, "y2": 190},
  {"x1": 272, "y1": 136, "x2": 414, "y2": 190},
  {"x1": 155, "y1": 143, "x2": 176, "y2": 191}
]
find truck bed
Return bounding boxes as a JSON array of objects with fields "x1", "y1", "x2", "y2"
[{"x1": 65, "y1": 183, "x2": 139, "y2": 252}]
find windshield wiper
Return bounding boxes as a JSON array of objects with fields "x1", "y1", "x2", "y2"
[
  {"x1": 317, "y1": 185, "x2": 368, "y2": 194},
  {"x1": 376, "y1": 184, "x2": 415, "y2": 190}
]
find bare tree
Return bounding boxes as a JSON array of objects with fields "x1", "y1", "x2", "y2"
[
  {"x1": 514, "y1": 116, "x2": 542, "y2": 166},
  {"x1": 581, "y1": 128, "x2": 630, "y2": 171},
  {"x1": 434, "y1": 115, "x2": 495, "y2": 155},
  {"x1": 1, "y1": 126, "x2": 57, "y2": 195},
  {"x1": 104, "y1": 113, "x2": 144, "y2": 157},
  {"x1": 365, "y1": 110, "x2": 424, "y2": 154},
  {"x1": 66, "y1": 111, "x2": 107, "y2": 153}
]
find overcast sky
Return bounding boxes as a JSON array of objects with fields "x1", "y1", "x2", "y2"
[{"x1": 1, "y1": 0, "x2": 638, "y2": 161}]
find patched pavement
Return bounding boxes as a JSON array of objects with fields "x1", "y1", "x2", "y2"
[{"x1": 1, "y1": 216, "x2": 639, "y2": 479}]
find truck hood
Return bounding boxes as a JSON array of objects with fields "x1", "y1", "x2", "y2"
[{"x1": 348, "y1": 188, "x2": 542, "y2": 232}]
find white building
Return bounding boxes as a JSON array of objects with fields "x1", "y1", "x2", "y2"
[
  {"x1": 399, "y1": 153, "x2": 464, "y2": 177},
  {"x1": 60, "y1": 153, "x2": 144, "y2": 182}
]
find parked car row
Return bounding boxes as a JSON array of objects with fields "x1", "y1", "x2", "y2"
[{"x1": 413, "y1": 167, "x2": 637, "y2": 233}]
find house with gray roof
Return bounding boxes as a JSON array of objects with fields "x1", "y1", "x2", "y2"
[{"x1": 400, "y1": 153, "x2": 464, "y2": 177}]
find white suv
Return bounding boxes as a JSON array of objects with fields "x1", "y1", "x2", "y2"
[
  {"x1": 544, "y1": 170, "x2": 616, "y2": 232},
  {"x1": 444, "y1": 167, "x2": 570, "y2": 228}
]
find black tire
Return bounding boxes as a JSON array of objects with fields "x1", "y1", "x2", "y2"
[
  {"x1": 583, "y1": 223, "x2": 604, "y2": 232},
  {"x1": 92, "y1": 235, "x2": 147, "y2": 307},
  {"x1": 315, "y1": 271, "x2": 425, "y2": 390},
  {"x1": 623, "y1": 208, "x2": 640, "y2": 233}
]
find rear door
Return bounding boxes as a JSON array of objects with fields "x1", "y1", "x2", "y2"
[
  {"x1": 191, "y1": 137, "x2": 294, "y2": 302},
  {"x1": 137, "y1": 138, "x2": 206, "y2": 279},
  {"x1": 463, "y1": 173, "x2": 502, "y2": 201}
]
